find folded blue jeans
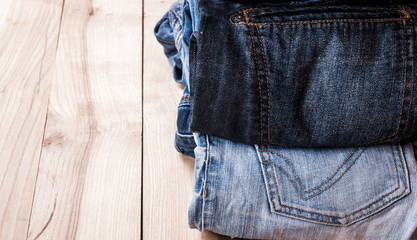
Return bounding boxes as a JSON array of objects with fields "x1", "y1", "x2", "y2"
[
  {"x1": 189, "y1": 135, "x2": 417, "y2": 239},
  {"x1": 190, "y1": 0, "x2": 417, "y2": 147},
  {"x1": 155, "y1": 0, "x2": 197, "y2": 157},
  {"x1": 155, "y1": 0, "x2": 417, "y2": 239}
]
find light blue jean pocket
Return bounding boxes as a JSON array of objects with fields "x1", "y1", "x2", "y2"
[{"x1": 256, "y1": 143, "x2": 411, "y2": 226}]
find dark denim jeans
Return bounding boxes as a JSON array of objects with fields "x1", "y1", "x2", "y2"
[{"x1": 190, "y1": 0, "x2": 417, "y2": 147}]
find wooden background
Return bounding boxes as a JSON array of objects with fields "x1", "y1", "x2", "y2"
[{"x1": 0, "y1": 0, "x2": 229, "y2": 239}]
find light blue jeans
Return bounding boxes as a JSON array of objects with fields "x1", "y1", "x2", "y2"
[{"x1": 189, "y1": 134, "x2": 417, "y2": 239}]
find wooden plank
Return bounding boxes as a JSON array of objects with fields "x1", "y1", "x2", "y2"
[
  {"x1": 26, "y1": 0, "x2": 142, "y2": 239},
  {"x1": 0, "y1": 0, "x2": 64, "y2": 239},
  {"x1": 142, "y1": 1, "x2": 230, "y2": 239}
]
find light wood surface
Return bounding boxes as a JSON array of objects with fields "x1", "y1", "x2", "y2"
[
  {"x1": 26, "y1": 0, "x2": 143, "y2": 239},
  {"x1": 0, "y1": 0, "x2": 229, "y2": 239},
  {"x1": 0, "y1": 0, "x2": 63, "y2": 239}
]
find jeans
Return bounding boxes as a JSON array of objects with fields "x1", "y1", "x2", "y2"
[
  {"x1": 155, "y1": 0, "x2": 417, "y2": 239},
  {"x1": 190, "y1": 0, "x2": 417, "y2": 147},
  {"x1": 155, "y1": 1, "x2": 196, "y2": 157},
  {"x1": 189, "y1": 134, "x2": 417, "y2": 239}
]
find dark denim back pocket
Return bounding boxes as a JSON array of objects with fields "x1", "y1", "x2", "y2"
[
  {"x1": 255, "y1": 143, "x2": 411, "y2": 225},
  {"x1": 190, "y1": 2, "x2": 417, "y2": 147}
]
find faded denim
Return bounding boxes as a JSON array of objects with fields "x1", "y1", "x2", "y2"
[
  {"x1": 189, "y1": 134, "x2": 417, "y2": 239},
  {"x1": 190, "y1": 0, "x2": 417, "y2": 147},
  {"x1": 154, "y1": 1, "x2": 196, "y2": 157}
]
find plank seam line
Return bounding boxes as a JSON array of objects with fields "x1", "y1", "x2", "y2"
[
  {"x1": 25, "y1": 0, "x2": 66, "y2": 238},
  {"x1": 140, "y1": 0, "x2": 144, "y2": 239}
]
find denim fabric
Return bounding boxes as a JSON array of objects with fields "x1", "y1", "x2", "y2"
[
  {"x1": 155, "y1": 1, "x2": 417, "y2": 239},
  {"x1": 237, "y1": 0, "x2": 408, "y2": 4},
  {"x1": 414, "y1": 142, "x2": 417, "y2": 155},
  {"x1": 154, "y1": 4, "x2": 183, "y2": 83},
  {"x1": 189, "y1": 1, "x2": 417, "y2": 147},
  {"x1": 189, "y1": 134, "x2": 417, "y2": 239},
  {"x1": 154, "y1": 1, "x2": 197, "y2": 157}
]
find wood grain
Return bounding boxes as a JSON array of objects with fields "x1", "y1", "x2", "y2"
[
  {"x1": 142, "y1": 1, "x2": 230, "y2": 239},
  {"x1": 0, "y1": 0, "x2": 260, "y2": 239},
  {"x1": 26, "y1": 0, "x2": 142, "y2": 239},
  {"x1": 0, "y1": 0, "x2": 63, "y2": 239}
]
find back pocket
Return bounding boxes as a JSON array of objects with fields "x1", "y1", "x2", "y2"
[
  {"x1": 190, "y1": 3, "x2": 417, "y2": 147},
  {"x1": 255, "y1": 143, "x2": 411, "y2": 226},
  {"x1": 232, "y1": 5, "x2": 415, "y2": 147}
]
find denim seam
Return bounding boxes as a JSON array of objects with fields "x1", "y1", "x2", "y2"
[
  {"x1": 291, "y1": 0, "x2": 336, "y2": 7},
  {"x1": 176, "y1": 132, "x2": 194, "y2": 139},
  {"x1": 400, "y1": 18, "x2": 415, "y2": 138},
  {"x1": 235, "y1": 6, "x2": 404, "y2": 19},
  {"x1": 178, "y1": 103, "x2": 190, "y2": 108},
  {"x1": 236, "y1": 6, "x2": 406, "y2": 21},
  {"x1": 180, "y1": 95, "x2": 190, "y2": 103},
  {"x1": 259, "y1": 148, "x2": 359, "y2": 194},
  {"x1": 254, "y1": 25, "x2": 272, "y2": 145},
  {"x1": 230, "y1": 6, "x2": 410, "y2": 26},
  {"x1": 255, "y1": 24, "x2": 285, "y2": 146},
  {"x1": 233, "y1": 18, "x2": 406, "y2": 26},
  {"x1": 309, "y1": 0, "x2": 337, "y2": 6},
  {"x1": 259, "y1": 144, "x2": 408, "y2": 225},
  {"x1": 201, "y1": 135, "x2": 211, "y2": 231},
  {"x1": 169, "y1": 8, "x2": 183, "y2": 26},
  {"x1": 175, "y1": 30, "x2": 183, "y2": 50},
  {"x1": 262, "y1": 146, "x2": 367, "y2": 200},
  {"x1": 155, "y1": 37, "x2": 176, "y2": 45},
  {"x1": 246, "y1": 10, "x2": 264, "y2": 145},
  {"x1": 259, "y1": 145, "x2": 278, "y2": 212},
  {"x1": 203, "y1": 135, "x2": 210, "y2": 199}
]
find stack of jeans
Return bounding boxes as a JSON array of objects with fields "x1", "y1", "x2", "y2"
[{"x1": 155, "y1": 0, "x2": 417, "y2": 239}]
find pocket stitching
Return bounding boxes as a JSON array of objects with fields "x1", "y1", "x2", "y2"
[
  {"x1": 259, "y1": 147, "x2": 360, "y2": 195},
  {"x1": 235, "y1": 7, "x2": 412, "y2": 146},
  {"x1": 263, "y1": 147, "x2": 367, "y2": 200},
  {"x1": 361, "y1": 11, "x2": 412, "y2": 145},
  {"x1": 400, "y1": 20, "x2": 415, "y2": 139},
  {"x1": 231, "y1": 6, "x2": 408, "y2": 26},
  {"x1": 246, "y1": 10, "x2": 265, "y2": 145},
  {"x1": 230, "y1": 6, "x2": 400, "y2": 24},
  {"x1": 255, "y1": 25, "x2": 272, "y2": 144},
  {"x1": 233, "y1": 18, "x2": 407, "y2": 26},
  {"x1": 260, "y1": 144, "x2": 408, "y2": 225}
]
